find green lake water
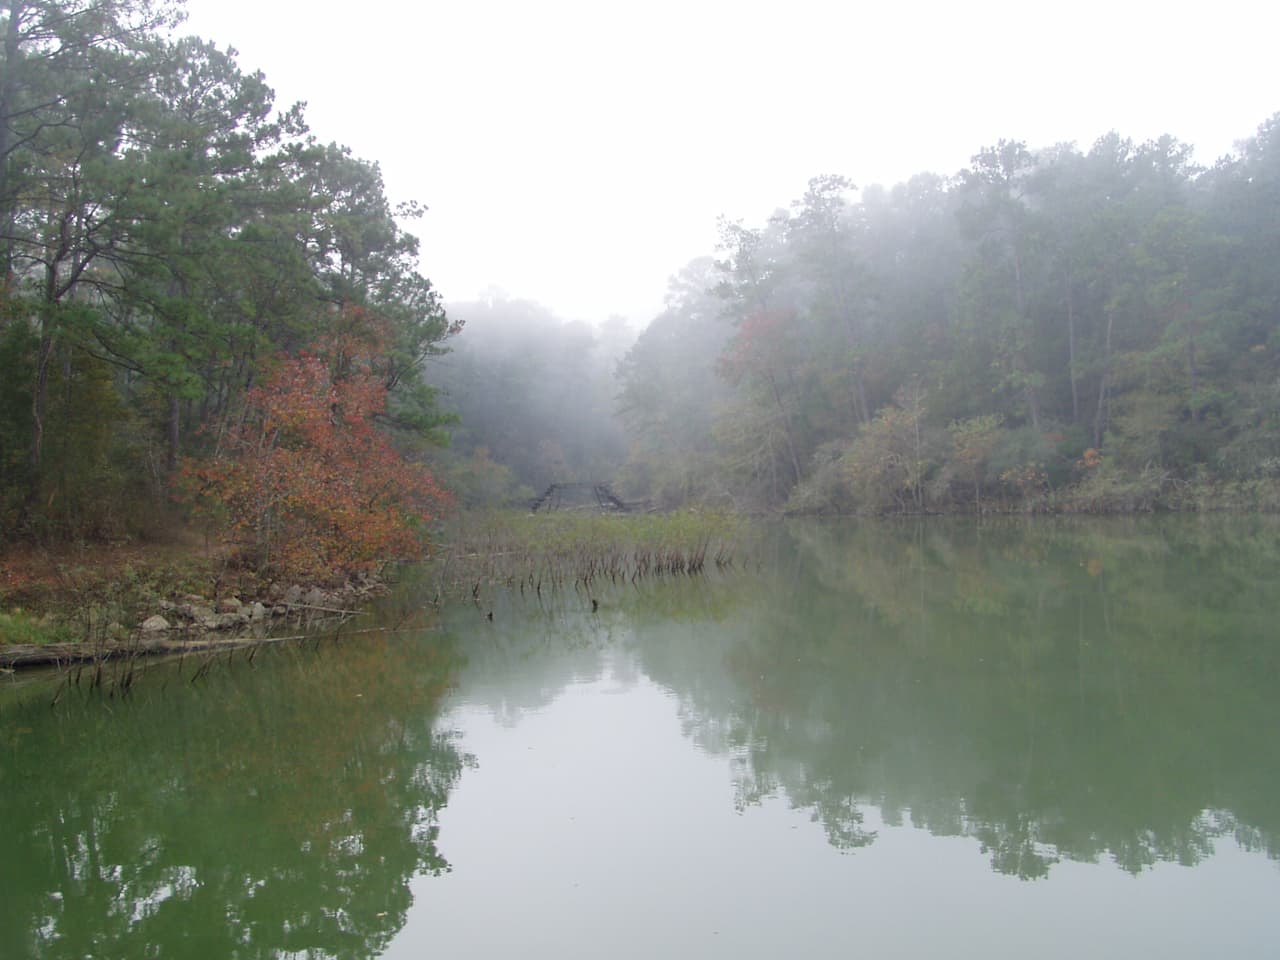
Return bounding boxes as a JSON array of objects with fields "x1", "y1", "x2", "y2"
[{"x1": 2, "y1": 516, "x2": 1279, "y2": 958}]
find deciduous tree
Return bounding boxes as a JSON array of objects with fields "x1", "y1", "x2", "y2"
[{"x1": 186, "y1": 313, "x2": 451, "y2": 578}]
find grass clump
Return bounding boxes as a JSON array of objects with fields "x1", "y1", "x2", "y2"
[
  {"x1": 0, "y1": 609, "x2": 71, "y2": 646},
  {"x1": 430, "y1": 509, "x2": 752, "y2": 598}
]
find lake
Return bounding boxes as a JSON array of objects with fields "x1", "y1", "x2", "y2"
[{"x1": 2, "y1": 517, "x2": 1279, "y2": 958}]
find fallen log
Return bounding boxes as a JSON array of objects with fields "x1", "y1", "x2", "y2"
[
  {"x1": 0, "y1": 635, "x2": 267, "y2": 669},
  {"x1": 0, "y1": 622, "x2": 432, "y2": 671}
]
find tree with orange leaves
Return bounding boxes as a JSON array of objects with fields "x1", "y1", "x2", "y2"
[{"x1": 185, "y1": 313, "x2": 451, "y2": 579}]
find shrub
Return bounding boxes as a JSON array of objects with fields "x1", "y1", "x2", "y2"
[
  {"x1": 785, "y1": 442, "x2": 857, "y2": 515},
  {"x1": 184, "y1": 331, "x2": 452, "y2": 580}
]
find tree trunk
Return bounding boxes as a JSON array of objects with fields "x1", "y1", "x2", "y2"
[
  {"x1": 1184, "y1": 300, "x2": 1199, "y2": 423},
  {"x1": 30, "y1": 330, "x2": 52, "y2": 483},
  {"x1": 166, "y1": 392, "x2": 180, "y2": 479},
  {"x1": 853, "y1": 368, "x2": 870, "y2": 426},
  {"x1": 30, "y1": 254, "x2": 62, "y2": 494},
  {"x1": 1093, "y1": 307, "x2": 1115, "y2": 448},
  {"x1": 0, "y1": 1, "x2": 23, "y2": 275},
  {"x1": 1177, "y1": 250, "x2": 1198, "y2": 422},
  {"x1": 766, "y1": 370, "x2": 803, "y2": 488},
  {"x1": 1024, "y1": 383, "x2": 1042, "y2": 433},
  {"x1": 1011, "y1": 243, "x2": 1041, "y2": 431},
  {"x1": 832, "y1": 268, "x2": 871, "y2": 427},
  {"x1": 1066, "y1": 264, "x2": 1079, "y2": 424}
]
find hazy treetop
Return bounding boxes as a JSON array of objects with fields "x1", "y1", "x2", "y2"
[{"x1": 182, "y1": 0, "x2": 1278, "y2": 324}]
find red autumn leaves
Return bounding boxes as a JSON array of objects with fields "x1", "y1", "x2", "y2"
[{"x1": 185, "y1": 314, "x2": 451, "y2": 579}]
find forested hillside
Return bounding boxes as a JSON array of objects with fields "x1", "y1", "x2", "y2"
[
  {"x1": 0, "y1": 1, "x2": 455, "y2": 567},
  {"x1": 617, "y1": 122, "x2": 1280, "y2": 513},
  {"x1": 3, "y1": 2, "x2": 1278, "y2": 559}
]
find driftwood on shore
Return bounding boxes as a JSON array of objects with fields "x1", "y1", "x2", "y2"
[
  {"x1": 0, "y1": 618, "x2": 422, "y2": 671},
  {"x1": 0, "y1": 634, "x2": 273, "y2": 669}
]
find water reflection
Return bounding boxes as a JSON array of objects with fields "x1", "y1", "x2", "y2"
[
  {"x1": 0, "y1": 632, "x2": 469, "y2": 959},
  {"x1": 2, "y1": 517, "x2": 1278, "y2": 959},
  {"x1": 629, "y1": 517, "x2": 1280, "y2": 878}
]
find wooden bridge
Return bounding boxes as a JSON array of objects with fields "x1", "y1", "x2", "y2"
[{"x1": 529, "y1": 482, "x2": 633, "y2": 513}]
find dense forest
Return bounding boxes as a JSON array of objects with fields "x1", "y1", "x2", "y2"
[
  {"x1": 2, "y1": 1, "x2": 1278, "y2": 572},
  {"x1": 615, "y1": 129, "x2": 1280, "y2": 514},
  {"x1": 0, "y1": 1, "x2": 456, "y2": 569},
  {"x1": 442, "y1": 116, "x2": 1280, "y2": 516}
]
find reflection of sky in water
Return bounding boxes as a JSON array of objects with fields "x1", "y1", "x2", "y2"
[
  {"x1": 7, "y1": 518, "x2": 1279, "y2": 958},
  {"x1": 388, "y1": 664, "x2": 1280, "y2": 960}
]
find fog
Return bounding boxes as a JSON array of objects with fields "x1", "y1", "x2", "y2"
[
  {"x1": 117, "y1": 3, "x2": 1280, "y2": 512},
  {"x1": 429, "y1": 297, "x2": 635, "y2": 505},
  {"x1": 182, "y1": 0, "x2": 1280, "y2": 327},
  {"x1": 4, "y1": 1, "x2": 1277, "y2": 550},
  {"x1": 430, "y1": 118, "x2": 1280, "y2": 514}
]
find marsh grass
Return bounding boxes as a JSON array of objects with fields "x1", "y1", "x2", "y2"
[
  {"x1": 0, "y1": 610, "x2": 70, "y2": 646},
  {"x1": 428, "y1": 510, "x2": 753, "y2": 599}
]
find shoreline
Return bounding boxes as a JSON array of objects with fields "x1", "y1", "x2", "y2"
[
  {"x1": 0, "y1": 540, "x2": 391, "y2": 667},
  {"x1": 4, "y1": 502, "x2": 1276, "y2": 667}
]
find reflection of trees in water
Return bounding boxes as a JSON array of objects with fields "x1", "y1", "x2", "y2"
[
  {"x1": 439, "y1": 590, "x2": 614, "y2": 723},
  {"x1": 634, "y1": 517, "x2": 1280, "y2": 879},
  {"x1": 439, "y1": 572, "x2": 762, "y2": 729},
  {"x1": 0, "y1": 634, "x2": 470, "y2": 959}
]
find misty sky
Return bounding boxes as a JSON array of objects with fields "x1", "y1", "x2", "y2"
[{"x1": 183, "y1": 0, "x2": 1278, "y2": 325}]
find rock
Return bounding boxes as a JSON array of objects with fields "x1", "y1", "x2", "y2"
[
  {"x1": 271, "y1": 604, "x2": 288, "y2": 617},
  {"x1": 215, "y1": 597, "x2": 242, "y2": 614},
  {"x1": 179, "y1": 603, "x2": 215, "y2": 623},
  {"x1": 267, "y1": 583, "x2": 283, "y2": 600},
  {"x1": 201, "y1": 615, "x2": 221, "y2": 630},
  {"x1": 217, "y1": 613, "x2": 243, "y2": 629},
  {"x1": 283, "y1": 584, "x2": 303, "y2": 604},
  {"x1": 249, "y1": 602, "x2": 268, "y2": 621},
  {"x1": 140, "y1": 615, "x2": 170, "y2": 632},
  {"x1": 304, "y1": 587, "x2": 326, "y2": 608}
]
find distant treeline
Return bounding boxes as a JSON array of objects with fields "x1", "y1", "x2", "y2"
[
  {"x1": 614, "y1": 118, "x2": 1280, "y2": 513},
  {"x1": 0, "y1": 1, "x2": 456, "y2": 554},
  {"x1": 4, "y1": 4, "x2": 1278, "y2": 549},
  {"x1": 428, "y1": 298, "x2": 631, "y2": 508},
  {"x1": 435, "y1": 117, "x2": 1280, "y2": 516}
]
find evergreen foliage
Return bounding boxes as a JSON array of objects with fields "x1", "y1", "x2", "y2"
[
  {"x1": 0, "y1": 1, "x2": 456, "y2": 555},
  {"x1": 617, "y1": 118, "x2": 1280, "y2": 513}
]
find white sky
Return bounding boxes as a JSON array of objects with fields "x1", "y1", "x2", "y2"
[{"x1": 182, "y1": 0, "x2": 1279, "y2": 326}]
